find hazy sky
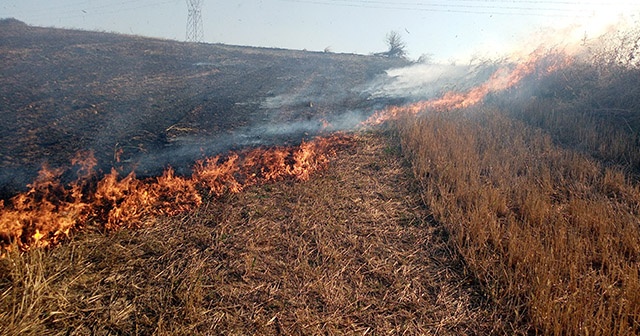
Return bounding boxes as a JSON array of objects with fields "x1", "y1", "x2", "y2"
[{"x1": 2, "y1": 1, "x2": 639, "y2": 61}]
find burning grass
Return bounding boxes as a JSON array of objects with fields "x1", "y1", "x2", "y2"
[
  {"x1": 364, "y1": 49, "x2": 572, "y2": 126},
  {"x1": 0, "y1": 131, "x2": 503, "y2": 335},
  {"x1": 3, "y1": 17, "x2": 640, "y2": 335},
  {"x1": 371, "y1": 27, "x2": 640, "y2": 333},
  {"x1": 0, "y1": 134, "x2": 351, "y2": 253}
]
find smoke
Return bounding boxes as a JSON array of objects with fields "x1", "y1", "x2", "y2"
[
  {"x1": 131, "y1": 57, "x2": 526, "y2": 177},
  {"x1": 129, "y1": 100, "x2": 371, "y2": 178},
  {"x1": 361, "y1": 60, "x2": 506, "y2": 103},
  {"x1": 5, "y1": 13, "x2": 637, "y2": 198},
  {"x1": 261, "y1": 93, "x2": 311, "y2": 109},
  {"x1": 369, "y1": 63, "x2": 466, "y2": 100},
  {"x1": 363, "y1": 12, "x2": 640, "y2": 105},
  {"x1": 85, "y1": 14, "x2": 640, "y2": 187}
]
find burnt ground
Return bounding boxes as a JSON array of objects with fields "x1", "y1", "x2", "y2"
[{"x1": 0, "y1": 19, "x2": 408, "y2": 196}]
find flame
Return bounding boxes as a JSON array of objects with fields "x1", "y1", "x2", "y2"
[
  {"x1": 0, "y1": 48, "x2": 573, "y2": 254},
  {"x1": 364, "y1": 49, "x2": 573, "y2": 126},
  {"x1": 0, "y1": 134, "x2": 351, "y2": 253},
  {"x1": 192, "y1": 136, "x2": 339, "y2": 195},
  {"x1": 0, "y1": 153, "x2": 94, "y2": 251}
]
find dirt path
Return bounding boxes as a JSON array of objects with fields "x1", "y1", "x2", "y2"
[{"x1": 1, "y1": 130, "x2": 500, "y2": 335}]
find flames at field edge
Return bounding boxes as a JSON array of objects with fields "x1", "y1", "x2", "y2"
[
  {"x1": 0, "y1": 48, "x2": 572, "y2": 254},
  {"x1": 0, "y1": 135, "x2": 353, "y2": 253}
]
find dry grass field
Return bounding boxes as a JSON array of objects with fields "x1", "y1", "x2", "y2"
[
  {"x1": 397, "y1": 34, "x2": 640, "y2": 333},
  {"x1": 400, "y1": 111, "x2": 640, "y2": 335},
  {"x1": 0, "y1": 131, "x2": 509, "y2": 335},
  {"x1": 2, "y1": 18, "x2": 640, "y2": 335}
]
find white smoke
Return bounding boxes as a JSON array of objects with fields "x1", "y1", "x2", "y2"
[{"x1": 361, "y1": 60, "x2": 504, "y2": 102}]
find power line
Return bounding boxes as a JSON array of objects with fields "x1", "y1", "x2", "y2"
[
  {"x1": 316, "y1": 0, "x2": 585, "y2": 12},
  {"x1": 313, "y1": 0, "x2": 636, "y2": 6},
  {"x1": 8, "y1": 0, "x2": 181, "y2": 20},
  {"x1": 277, "y1": 0, "x2": 630, "y2": 17},
  {"x1": 399, "y1": 0, "x2": 626, "y2": 4},
  {"x1": 4, "y1": 0, "x2": 97, "y2": 15}
]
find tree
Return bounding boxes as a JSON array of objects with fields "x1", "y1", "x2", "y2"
[
  {"x1": 384, "y1": 31, "x2": 407, "y2": 58},
  {"x1": 417, "y1": 53, "x2": 434, "y2": 64}
]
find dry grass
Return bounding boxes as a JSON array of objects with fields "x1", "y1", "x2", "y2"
[
  {"x1": 398, "y1": 109, "x2": 640, "y2": 335},
  {"x1": 494, "y1": 46, "x2": 640, "y2": 174},
  {"x1": 0, "y1": 130, "x2": 503, "y2": 335}
]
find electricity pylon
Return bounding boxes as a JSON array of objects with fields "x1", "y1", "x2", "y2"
[{"x1": 185, "y1": 0, "x2": 203, "y2": 42}]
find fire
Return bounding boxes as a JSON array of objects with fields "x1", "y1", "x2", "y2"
[
  {"x1": 0, "y1": 48, "x2": 572, "y2": 254},
  {"x1": 364, "y1": 49, "x2": 573, "y2": 126},
  {"x1": 0, "y1": 134, "x2": 351, "y2": 253},
  {"x1": 192, "y1": 137, "x2": 336, "y2": 195},
  {"x1": 91, "y1": 166, "x2": 202, "y2": 230}
]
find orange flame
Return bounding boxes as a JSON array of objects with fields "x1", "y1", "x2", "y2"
[
  {"x1": 0, "y1": 134, "x2": 351, "y2": 253},
  {"x1": 364, "y1": 49, "x2": 573, "y2": 126},
  {"x1": 0, "y1": 49, "x2": 571, "y2": 254}
]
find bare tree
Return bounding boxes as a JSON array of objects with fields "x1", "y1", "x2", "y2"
[
  {"x1": 384, "y1": 31, "x2": 407, "y2": 58},
  {"x1": 417, "y1": 53, "x2": 434, "y2": 64}
]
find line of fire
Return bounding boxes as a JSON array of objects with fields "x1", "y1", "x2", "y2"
[{"x1": 0, "y1": 45, "x2": 572, "y2": 254}]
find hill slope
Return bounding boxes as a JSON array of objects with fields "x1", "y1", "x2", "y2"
[{"x1": 0, "y1": 20, "x2": 407, "y2": 195}]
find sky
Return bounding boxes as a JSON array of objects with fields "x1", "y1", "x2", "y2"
[{"x1": 1, "y1": 0, "x2": 640, "y2": 61}]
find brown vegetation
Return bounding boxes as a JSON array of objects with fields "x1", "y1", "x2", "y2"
[
  {"x1": 497, "y1": 57, "x2": 640, "y2": 174},
  {"x1": 3, "y1": 18, "x2": 640, "y2": 335},
  {"x1": 398, "y1": 60, "x2": 640, "y2": 333},
  {"x1": 400, "y1": 110, "x2": 640, "y2": 334},
  {"x1": 0, "y1": 131, "x2": 502, "y2": 335},
  {"x1": 394, "y1": 27, "x2": 640, "y2": 334}
]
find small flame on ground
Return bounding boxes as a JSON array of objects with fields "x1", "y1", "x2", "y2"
[
  {"x1": 363, "y1": 49, "x2": 573, "y2": 126},
  {"x1": 0, "y1": 134, "x2": 351, "y2": 253}
]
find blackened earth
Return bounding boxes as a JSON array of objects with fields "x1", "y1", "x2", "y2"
[{"x1": 0, "y1": 19, "x2": 408, "y2": 197}]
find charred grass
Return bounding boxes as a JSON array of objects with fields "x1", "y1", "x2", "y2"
[
  {"x1": 0, "y1": 19, "x2": 408, "y2": 194},
  {"x1": 0, "y1": 130, "x2": 502, "y2": 335}
]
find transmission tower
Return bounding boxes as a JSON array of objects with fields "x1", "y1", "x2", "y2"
[{"x1": 185, "y1": 0, "x2": 204, "y2": 43}]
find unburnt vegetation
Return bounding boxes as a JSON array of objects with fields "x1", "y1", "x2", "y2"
[
  {"x1": 400, "y1": 111, "x2": 640, "y2": 334},
  {"x1": 399, "y1": 27, "x2": 640, "y2": 335}
]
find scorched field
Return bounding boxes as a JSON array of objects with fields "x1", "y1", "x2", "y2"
[{"x1": 1, "y1": 18, "x2": 640, "y2": 335}]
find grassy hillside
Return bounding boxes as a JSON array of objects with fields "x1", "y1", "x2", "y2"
[
  {"x1": 3, "y1": 18, "x2": 640, "y2": 335},
  {"x1": 0, "y1": 21, "x2": 504, "y2": 335},
  {"x1": 399, "y1": 29, "x2": 640, "y2": 334}
]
